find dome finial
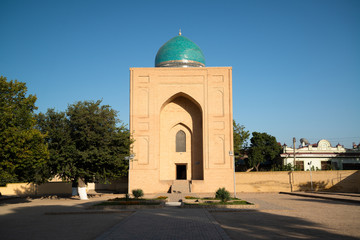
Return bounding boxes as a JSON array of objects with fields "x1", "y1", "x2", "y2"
[{"x1": 179, "y1": 28, "x2": 182, "y2": 36}]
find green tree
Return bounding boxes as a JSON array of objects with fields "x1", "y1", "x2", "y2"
[
  {"x1": 233, "y1": 120, "x2": 250, "y2": 155},
  {"x1": 36, "y1": 109, "x2": 72, "y2": 180},
  {"x1": 36, "y1": 100, "x2": 131, "y2": 185},
  {"x1": 247, "y1": 132, "x2": 282, "y2": 171},
  {"x1": 0, "y1": 76, "x2": 49, "y2": 185}
]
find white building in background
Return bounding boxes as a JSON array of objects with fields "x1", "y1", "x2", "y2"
[{"x1": 281, "y1": 139, "x2": 360, "y2": 171}]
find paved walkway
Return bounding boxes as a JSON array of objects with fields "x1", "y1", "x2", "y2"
[
  {"x1": 212, "y1": 192, "x2": 360, "y2": 239},
  {"x1": 1, "y1": 192, "x2": 359, "y2": 240},
  {"x1": 0, "y1": 195, "x2": 133, "y2": 240},
  {"x1": 280, "y1": 191, "x2": 360, "y2": 204},
  {"x1": 96, "y1": 207, "x2": 230, "y2": 240}
]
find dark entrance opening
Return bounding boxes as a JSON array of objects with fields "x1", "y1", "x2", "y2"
[{"x1": 176, "y1": 164, "x2": 187, "y2": 180}]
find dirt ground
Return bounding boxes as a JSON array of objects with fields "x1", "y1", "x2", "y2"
[{"x1": 211, "y1": 193, "x2": 360, "y2": 240}]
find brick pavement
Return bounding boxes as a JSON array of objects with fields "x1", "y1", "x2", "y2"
[{"x1": 96, "y1": 207, "x2": 231, "y2": 240}]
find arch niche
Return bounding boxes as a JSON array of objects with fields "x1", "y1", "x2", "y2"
[{"x1": 159, "y1": 93, "x2": 203, "y2": 181}]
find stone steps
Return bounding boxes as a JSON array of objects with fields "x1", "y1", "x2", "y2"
[
  {"x1": 171, "y1": 180, "x2": 190, "y2": 194},
  {"x1": 154, "y1": 192, "x2": 200, "y2": 202}
]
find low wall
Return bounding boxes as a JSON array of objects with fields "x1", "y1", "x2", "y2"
[
  {"x1": 0, "y1": 183, "x2": 36, "y2": 196},
  {"x1": 0, "y1": 182, "x2": 72, "y2": 196},
  {"x1": 0, "y1": 178, "x2": 127, "y2": 196},
  {"x1": 236, "y1": 170, "x2": 360, "y2": 193},
  {"x1": 37, "y1": 182, "x2": 72, "y2": 195},
  {"x1": 1, "y1": 171, "x2": 359, "y2": 196},
  {"x1": 92, "y1": 178, "x2": 128, "y2": 193}
]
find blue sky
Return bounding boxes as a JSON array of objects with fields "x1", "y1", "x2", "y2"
[{"x1": 1, "y1": 0, "x2": 359, "y2": 148}]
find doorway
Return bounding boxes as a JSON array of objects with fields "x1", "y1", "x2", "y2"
[{"x1": 176, "y1": 164, "x2": 187, "y2": 180}]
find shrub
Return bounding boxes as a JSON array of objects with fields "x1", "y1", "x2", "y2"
[
  {"x1": 215, "y1": 187, "x2": 231, "y2": 202},
  {"x1": 271, "y1": 163, "x2": 291, "y2": 171},
  {"x1": 156, "y1": 196, "x2": 168, "y2": 199},
  {"x1": 132, "y1": 189, "x2": 144, "y2": 199}
]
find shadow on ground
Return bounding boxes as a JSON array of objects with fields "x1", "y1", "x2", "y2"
[
  {"x1": 0, "y1": 199, "x2": 132, "y2": 240},
  {"x1": 298, "y1": 181, "x2": 328, "y2": 191},
  {"x1": 212, "y1": 209, "x2": 358, "y2": 240},
  {"x1": 0, "y1": 197, "x2": 31, "y2": 205},
  {"x1": 1, "y1": 196, "x2": 359, "y2": 240},
  {"x1": 289, "y1": 196, "x2": 360, "y2": 206}
]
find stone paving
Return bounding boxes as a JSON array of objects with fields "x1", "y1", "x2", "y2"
[
  {"x1": 0, "y1": 192, "x2": 359, "y2": 240},
  {"x1": 280, "y1": 191, "x2": 360, "y2": 204},
  {"x1": 0, "y1": 196, "x2": 132, "y2": 240},
  {"x1": 96, "y1": 207, "x2": 230, "y2": 240}
]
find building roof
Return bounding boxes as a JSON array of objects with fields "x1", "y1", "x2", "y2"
[
  {"x1": 155, "y1": 33, "x2": 205, "y2": 67},
  {"x1": 281, "y1": 138, "x2": 360, "y2": 158}
]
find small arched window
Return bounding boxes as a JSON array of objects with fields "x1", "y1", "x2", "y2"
[{"x1": 176, "y1": 130, "x2": 186, "y2": 152}]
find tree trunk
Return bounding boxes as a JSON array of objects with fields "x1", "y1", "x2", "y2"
[
  {"x1": 71, "y1": 179, "x2": 78, "y2": 196},
  {"x1": 255, "y1": 163, "x2": 260, "y2": 172},
  {"x1": 77, "y1": 178, "x2": 88, "y2": 200}
]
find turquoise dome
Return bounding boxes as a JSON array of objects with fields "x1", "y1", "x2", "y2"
[{"x1": 155, "y1": 35, "x2": 205, "y2": 67}]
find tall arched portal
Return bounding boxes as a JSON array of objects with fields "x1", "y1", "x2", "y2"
[{"x1": 160, "y1": 95, "x2": 203, "y2": 181}]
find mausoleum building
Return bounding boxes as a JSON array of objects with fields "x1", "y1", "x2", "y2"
[{"x1": 129, "y1": 33, "x2": 234, "y2": 194}]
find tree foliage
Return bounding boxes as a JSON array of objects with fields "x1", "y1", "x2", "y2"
[
  {"x1": 36, "y1": 109, "x2": 72, "y2": 180},
  {"x1": 233, "y1": 120, "x2": 250, "y2": 155},
  {"x1": 0, "y1": 76, "x2": 49, "y2": 185},
  {"x1": 247, "y1": 132, "x2": 282, "y2": 171},
  {"x1": 36, "y1": 100, "x2": 131, "y2": 184}
]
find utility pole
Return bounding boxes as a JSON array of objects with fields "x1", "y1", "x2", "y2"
[
  {"x1": 289, "y1": 137, "x2": 296, "y2": 192},
  {"x1": 308, "y1": 161, "x2": 313, "y2": 191},
  {"x1": 293, "y1": 137, "x2": 296, "y2": 169},
  {"x1": 125, "y1": 154, "x2": 135, "y2": 194},
  {"x1": 229, "y1": 151, "x2": 236, "y2": 199}
]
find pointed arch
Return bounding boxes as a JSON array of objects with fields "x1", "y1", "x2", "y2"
[
  {"x1": 171, "y1": 122, "x2": 192, "y2": 134},
  {"x1": 160, "y1": 92, "x2": 203, "y2": 114},
  {"x1": 159, "y1": 91, "x2": 204, "y2": 180}
]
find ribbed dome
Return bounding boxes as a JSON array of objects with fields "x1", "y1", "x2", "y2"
[{"x1": 155, "y1": 35, "x2": 205, "y2": 67}]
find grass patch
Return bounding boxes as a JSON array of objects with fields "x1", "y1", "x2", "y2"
[
  {"x1": 185, "y1": 200, "x2": 252, "y2": 206},
  {"x1": 94, "y1": 197, "x2": 165, "y2": 206},
  {"x1": 96, "y1": 200, "x2": 161, "y2": 206},
  {"x1": 201, "y1": 197, "x2": 240, "y2": 200},
  {"x1": 107, "y1": 197, "x2": 146, "y2": 202},
  {"x1": 156, "y1": 196, "x2": 168, "y2": 199},
  {"x1": 185, "y1": 196, "x2": 199, "y2": 199}
]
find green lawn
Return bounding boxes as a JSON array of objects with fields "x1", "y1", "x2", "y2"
[
  {"x1": 185, "y1": 200, "x2": 252, "y2": 206},
  {"x1": 95, "y1": 197, "x2": 165, "y2": 206},
  {"x1": 96, "y1": 201, "x2": 161, "y2": 206}
]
